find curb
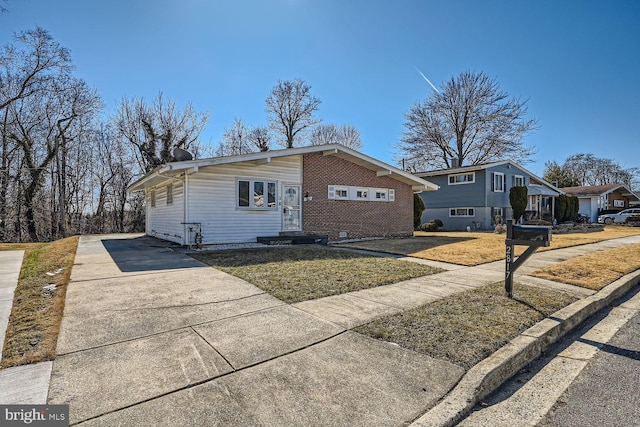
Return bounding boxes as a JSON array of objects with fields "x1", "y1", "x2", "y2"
[{"x1": 411, "y1": 269, "x2": 640, "y2": 427}]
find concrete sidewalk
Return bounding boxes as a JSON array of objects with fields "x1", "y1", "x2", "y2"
[
  {"x1": 2, "y1": 233, "x2": 639, "y2": 425},
  {"x1": 48, "y1": 235, "x2": 464, "y2": 425}
]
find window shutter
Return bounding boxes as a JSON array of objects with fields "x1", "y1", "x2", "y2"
[
  {"x1": 389, "y1": 189, "x2": 395, "y2": 202},
  {"x1": 328, "y1": 185, "x2": 335, "y2": 200},
  {"x1": 512, "y1": 175, "x2": 516, "y2": 186},
  {"x1": 491, "y1": 173, "x2": 495, "y2": 192}
]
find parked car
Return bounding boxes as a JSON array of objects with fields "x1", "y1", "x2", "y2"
[{"x1": 597, "y1": 208, "x2": 640, "y2": 224}]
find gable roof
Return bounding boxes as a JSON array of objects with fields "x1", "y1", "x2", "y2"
[
  {"x1": 562, "y1": 184, "x2": 640, "y2": 201},
  {"x1": 413, "y1": 159, "x2": 562, "y2": 194},
  {"x1": 128, "y1": 144, "x2": 439, "y2": 193}
]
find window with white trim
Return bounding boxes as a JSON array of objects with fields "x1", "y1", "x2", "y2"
[
  {"x1": 613, "y1": 200, "x2": 625, "y2": 208},
  {"x1": 374, "y1": 189, "x2": 388, "y2": 200},
  {"x1": 449, "y1": 207, "x2": 475, "y2": 217},
  {"x1": 514, "y1": 175, "x2": 525, "y2": 187},
  {"x1": 355, "y1": 188, "x2": 369, "y2": 200},
  {"x1": 448, "y1": 172, "x2": 475, "y2": 185},
  {"x1": 493, "y1": 172, "x2": 505, "y2": 192},
  {"x1": 328, "y1": 185, "x2": 393, "y2": 202},
  {"x1": 166, "y1": 183, "x2": 173, "y2": 205},
  {"x1": 238, "y1": 179, "x2": 277, "y2": 209},
  {"x1": 150, "y1": 189, "x2": 156, "y2": 208},
  {"x1": 492, "y1": 207, "x2": 504, "y2": 225}
]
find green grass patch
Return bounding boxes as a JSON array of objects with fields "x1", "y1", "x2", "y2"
[
  {"x1": 1, "y1": 236, "x2": 78, "y2": 368},
  {"x1": 355, "y1": 282, "x2": 578, "y2": 370},
  {"x1": 191, "y1": 246, "x2": 443, "y2": 303}
]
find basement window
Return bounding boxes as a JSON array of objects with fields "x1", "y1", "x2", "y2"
[{"x1": 449, "y1": 208, "x2": 475, "y2": 217}]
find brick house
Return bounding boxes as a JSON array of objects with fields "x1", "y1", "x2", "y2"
[
  {"x1": 561, "y1": 184, "x2": 640, "y2": 223},
  {"x1": 128, "y1": 144, "x2": 438, "y2": 245}
]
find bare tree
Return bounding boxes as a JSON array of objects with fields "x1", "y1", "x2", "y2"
[
  {"x1": 1, "y1": 28, "x2": 102, "y2": 241},
  {"x1": 248, "y1": 126, "x2": 270, "y2": 152},
  {"x1": 265, "y1": 78, "x2": 321, "y2": 148},
  {"x1": 216, "y1": 118, "x2": 253, "y2": 156},
  {"x1": 217, "y1": 121, "x2": 271, "y2": 156},
  {"x1": 397, "y1": 70, "x2": 537, "y2": 171},
  {"x1": 114, "y1": 93, "x2": 209, "y2": 172},
  {"x1": 545, "y1": 153, "x2": 638, "y2": 188},
  {"x1": 310, "y1": 123, "x2": 362, "y2": 150}
]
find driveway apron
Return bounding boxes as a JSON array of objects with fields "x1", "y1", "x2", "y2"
[{"x1": 49, "y1": 235, "x2": 464, "y2": 425}]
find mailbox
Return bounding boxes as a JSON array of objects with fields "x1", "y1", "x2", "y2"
[{"x1": 507, "y1": 224, "x2": 552, "y2": 247}]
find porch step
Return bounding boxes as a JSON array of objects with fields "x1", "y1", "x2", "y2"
[{"x1": 256, "y1": 234, "x2": 328, "y2": 245}]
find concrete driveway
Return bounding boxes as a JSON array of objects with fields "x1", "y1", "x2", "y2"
[{"x1": 49, "y1": 235, "x2": 463, "y2": 425}]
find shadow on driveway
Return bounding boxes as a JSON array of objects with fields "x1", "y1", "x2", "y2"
[{"x1": 101, "y1": 236, "x2": 204, "y2": 273}]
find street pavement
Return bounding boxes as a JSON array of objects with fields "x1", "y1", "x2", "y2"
[
  {"x1": 0, "y1": 233, "x2": 639, "y2": 425},
  {"x1": 457, "y1": 286, "x2": 640, "y2": 426}
]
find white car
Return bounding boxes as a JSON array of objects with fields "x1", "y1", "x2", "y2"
[{"x1": 597, "y1": 208, "x2": 640, "y2": 224}]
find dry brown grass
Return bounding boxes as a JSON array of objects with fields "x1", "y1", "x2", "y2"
[
  {"x1": 1, "y1": 236, "x2": 78, "y2": 368},
  {"x1": 191, "y1": 246, "x2": 443, "y2": 303},
  {"x1": 355, "y1": 282, "x2": 578, "y2": 370},
  {"x1": 529, "y1": 243, "x2": 640, "y2": 290},
  {"x1": 338, "y1": 226, "x2": 640, "y2": 266}
]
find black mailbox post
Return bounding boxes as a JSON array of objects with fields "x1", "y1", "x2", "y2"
[{"x1": 505, "y1": 220, "x2": 552, "y2": 298}]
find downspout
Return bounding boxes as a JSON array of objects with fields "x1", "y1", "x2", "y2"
[{"x1": 183, "y1": 172, "x2": 189, "y2": 246}]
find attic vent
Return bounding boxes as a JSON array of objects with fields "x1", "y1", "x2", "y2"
[{"x1": 173, "y1": 147, "x2": 193, "y2": 162}]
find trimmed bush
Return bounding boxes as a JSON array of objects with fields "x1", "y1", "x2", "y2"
[
  {"x1": 509, "y1": 186, "x2": 528, "y2": 223},
  {"x1": 420, "y1": 219, "x2": 443, "y2": 232},
  {"x1": 414, "y1": 194, "x2": 425, "y2": 229}
]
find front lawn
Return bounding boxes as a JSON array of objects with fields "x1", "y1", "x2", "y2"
[
  {"x1": 355, "y1": 282, "x2": 578, "y2": 370},
  {"x1": 191, "y1": 246, "x2": 443, "y2": 303},
  {"x1": 530, "y1": 243, "x2": 640, "y2": 290},
  {"x1": 338, "y1": 226, "x2": 640, "y2": 266}
]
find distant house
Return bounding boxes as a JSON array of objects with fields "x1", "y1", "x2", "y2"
[
  {"x1": 128, "y1": 144, "x2": 438, "y2": 245},
  {"x1": 414, "y1": 160, "x2": 562, "y2": 231},
  {"x1": 561, "y1": 184, "x2": 640, "y2": 223}
]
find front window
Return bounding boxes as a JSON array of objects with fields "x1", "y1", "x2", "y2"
[
  {"x1": 238, "y1": 179, "x2": 277, "y2": 209},
  {"x1": 514, "y1": 175, "x2": 525, "y2": 187},
  {"x1": 493, "y1": 172, "x2": 505, "y2": 192},
  {"x1": 150, "y1": 190, "x2": 156, "y2": 208}
]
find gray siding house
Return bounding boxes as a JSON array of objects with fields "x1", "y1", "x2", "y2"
[{"x1": 415, "y1": 160, "x2": 562, "y2": 231}]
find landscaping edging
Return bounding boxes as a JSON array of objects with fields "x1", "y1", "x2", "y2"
[{"x1": 411, "y1": 269, "x2": 640, "y2": 427}]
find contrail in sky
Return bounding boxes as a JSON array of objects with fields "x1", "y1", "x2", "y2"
[{"x1": 415, "y1": 68, "x2": 440, "y2": 93}]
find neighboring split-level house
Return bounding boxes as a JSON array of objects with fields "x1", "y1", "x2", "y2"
[
  {"x1": 128, "y1": 144, "x2": 439, "y2": 245},
  {"x1": 561, "y1": 184, "x2": 640, "y2": 223},
  {"x1": 414, "y1": 160, "x2": 562, "y2": 231}
]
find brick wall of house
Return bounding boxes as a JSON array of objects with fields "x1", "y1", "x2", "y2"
[
  {"x1": 302, "y1": 152, "x2": 415, "y2": 241},
  {"x1": 607, "y1": 189, "x2": 631, "y2": 209}
]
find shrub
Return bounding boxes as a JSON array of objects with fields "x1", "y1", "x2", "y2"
[
  {"x1": 414, "y1": 194, "x2": 425, "y2": 229},
  {"x1": 420, "y1": 219, "x2": 443, "y2": 231},
  {"x1": 509, "y1": 186, "x2": 528, "y2": 222},
  {"x1": 626, "y1": 215, "x2": 640, "y2": 226}
]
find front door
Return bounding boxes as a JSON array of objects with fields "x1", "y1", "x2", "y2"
[{"x1": 282, "y1": 184, "x2": 301, "y2": 231}]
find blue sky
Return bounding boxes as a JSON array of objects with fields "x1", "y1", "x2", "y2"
[{"x1": 2, "y1": 0, "x2": 639, "y2": 177}]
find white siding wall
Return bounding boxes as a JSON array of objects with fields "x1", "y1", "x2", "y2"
[
  {"x1": 147, "y1": 180, "x2": 185, "y2": 244},
  {"x1": 187, "y1": 156, "x2": 302, "y2": 244}
]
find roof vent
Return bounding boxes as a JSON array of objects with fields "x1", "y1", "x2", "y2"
[{"x1": 173, "y1": 147, "x2": 193, "y2": 162}]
